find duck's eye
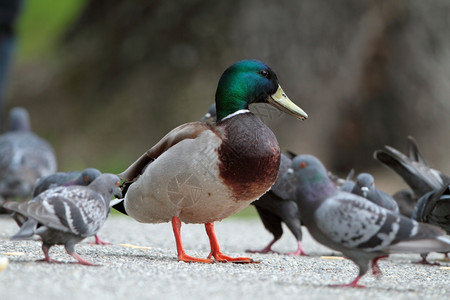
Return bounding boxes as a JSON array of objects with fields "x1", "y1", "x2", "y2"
[{"x1": 259, "y1": 70, "x2": 269, "y2": 78}]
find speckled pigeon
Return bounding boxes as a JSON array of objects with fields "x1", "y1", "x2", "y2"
[
  {"x1": 0, "y1": 107, "x2": 57, "y2": 210},
  {"x1": 247, "y1": 152, "x2": 306, "y2": 256},
  {"x1": 32, "y1": 168, "x2": 102, "y2": 197},
  {"x1": 200, "y1": 103, "x2": 217, "y2": 123},
  {"x1": 3, "y1": 174, "x2": 122, "y2": 265},
  {"x1": 374, "y1": 136, "x2": 450, "y2": 208},
  {"x1": 351, "y1": 173, "x2": 399, "y2": 213},
  {"x1": 412, "y1": 184, "x2": 450, "y2": 263},
  {"x1": 339, "y1": 171, "x2": 399, "y2": 213},
  {"x1": 11, "y1": 168, "x2": 108, "y2": 245},
  {"x1": 286, "y1": 154, "x2": 450, "y2": 287}
]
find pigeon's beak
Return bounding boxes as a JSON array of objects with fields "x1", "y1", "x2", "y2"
[
  {"x1": 282, "y1": 168, "x2": 295, "y2": 180},
  {"x1": 200, "y1": 112, "x2": 212, "y2": 122},
  {"x1": 268, "y1": 85, "x2": 308, "y2": 120},
  {"x1": 113, "y1": 185, "x2": 123, "y2": 199},
  {"x1": 361, "y1": 186, "x2": 369, "y2": 198}
]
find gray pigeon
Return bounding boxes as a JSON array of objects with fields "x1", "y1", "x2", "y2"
[
  {"x1": 11, "y1": 168, "x2": 109, "y2": 245},
  {"x1": 0, "y1": 107, "x2": 57, "y2": 210},
  {"x1": 392, "y1": 189, "x2": 417, "y2": 218},
  {"x1": 374, "y1": 136, "x2": 450, "y2": 206},
  {"x1": 32, "y1": 168, "x2": 102, "y2": 197},
  {"x1": 3, "y1": 174, "x2": 122, "y2": 265},
  {"x1": 287, "y1": 154, "x2": 450, "y2": 287},
  {"x1": 339, "y1": 171, "x2": 399, "y2": 213},
  {"x1": 351, "y1": 173, "x2": 399, "y2": 213},
  {"x1": 335, "y1": 169, "x2": 355, "y2": 192},
  {"x1": 412, "y1": 184, "x2": 450, "y2": 263},
  {"x1": 247, "y1": 152, "x2": 306, "y2": 256},
  {"x1": 200, "y1": 103, "x2": 216, "y2": 123}
]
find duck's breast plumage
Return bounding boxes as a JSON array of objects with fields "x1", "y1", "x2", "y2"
[{"x1": 124, "y1": 113, "x2": 280, "y2": 224}]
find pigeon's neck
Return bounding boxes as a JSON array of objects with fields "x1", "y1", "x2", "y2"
[
  {"x1": 88, "y1": 181, "x2": 113, "y2": 206},
  {"x1": 298, "y1": 179, "x2": 336, "y2": 207}
]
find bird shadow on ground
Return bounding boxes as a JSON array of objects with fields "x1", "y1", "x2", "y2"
[{"x1": 99, "y1": 251, "x2": 178, "y2": 263}]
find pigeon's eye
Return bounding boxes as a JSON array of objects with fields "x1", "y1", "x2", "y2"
[
  {"x1": 300, "y1": 162, "x2": 307, "y2": 169},
  {"x1": 259, "y1": 70, "x2": 269, "y2": 78},
  {"x1": 115, "y1": 181, "x2": 120, "y2": 187}
]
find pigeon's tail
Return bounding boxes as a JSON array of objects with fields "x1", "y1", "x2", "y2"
[
  {"x1": 388, "y1": 222, "x2": 450, "y2": 253},
  {"x1": 10, "y1": 219, "x2": 38, "y2": 240},
  {"x1": 374, "y1": 146, "x2": 442, "y2": 196},
  {"x1": 406, "y1": 136, "x2": 428, "y2": 166}
]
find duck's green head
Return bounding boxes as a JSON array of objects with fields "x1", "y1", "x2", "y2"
[{"x1": 215, "y1": 60, "x2": 308, "y2": 121}]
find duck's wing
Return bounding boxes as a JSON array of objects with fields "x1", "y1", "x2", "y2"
[{"x1": 119, "y1": 122, "x2": 210, "y2": 182}]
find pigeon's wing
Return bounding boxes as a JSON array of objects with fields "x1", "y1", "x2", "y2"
[
  {"x1": 270, "y1": 153, "x2": 296, "y2": 200},
  {"x1": 32, "y1": 172, "x2": 81, "y2": 196},
  {"x1": 372, "y1": 189, "x2": 399, "y2": 213},
  {"x1": 314, "y1": 192, "x2": 448, "y2": 253},
  {"x1": 407, "y1": 136, "x2": 428, "y2": 166},
  {"x1": 393, "y1": 189, "x2": 417, "y2": 217},
  {"x1": 414, "y1": 185, "x2": 450, "y2": 234},
  {"x1": 20, "y1": 133, "x2": 57, "y2": 178},
  {"x1": 4, "y1": 200, "x2": 67, "y2": 232},
  {"x1": 5, "y1": 187, "x2": 107, "y2": 237},
  {"x1": 374, "y1": 146, "x2": 444, "y2": 196}
]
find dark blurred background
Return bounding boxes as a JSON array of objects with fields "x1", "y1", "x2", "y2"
[{"x1": 1, "y1": 0, "x2": 449, "y2": 195}]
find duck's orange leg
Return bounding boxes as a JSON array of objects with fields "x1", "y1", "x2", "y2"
[
  {"x1": 171, "y1": 216, "x2": 213, "y2": 263},
  {"x1": 205, "y1": 222, "x2": 257, "y2": 263}
]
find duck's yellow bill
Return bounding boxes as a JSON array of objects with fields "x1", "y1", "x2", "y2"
[{"x1": 268, "y1": 85, "x2": 308, "y2": 120}]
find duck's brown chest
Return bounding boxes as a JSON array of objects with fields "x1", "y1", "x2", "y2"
[{"x1": 217, "y1": 113, "x2": 281, "y2": 201}]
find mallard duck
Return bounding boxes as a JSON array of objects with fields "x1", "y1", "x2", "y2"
[{"x1": 114, "y1": 59, "x2": 307, "y2": 263}]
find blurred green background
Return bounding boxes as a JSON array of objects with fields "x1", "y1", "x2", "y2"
[{"x1": 2, "y1": 0, "x2": 450, "y2": 219}]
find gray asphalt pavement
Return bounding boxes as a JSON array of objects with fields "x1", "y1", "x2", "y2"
[{"x1": 1, "y1": 215, "x2": 449, "y2": 300}]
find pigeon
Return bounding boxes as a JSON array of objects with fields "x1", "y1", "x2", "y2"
[
  {"x1": 0, "y1": 107, "x2": 57, "y2": 211},
  {"x1": 200, "y1": 103, "x2": 216, "y2": 123},
  {"x1": 334, "y1": 169, "x2": 355, "y2": 191},
  {"x1": 247, "y1": 152, "x2": 306, "y2": 256},
  {"x1": 351, "y1": 173, "x2": 399, "y2": 213},
  {"x1": 3, "y1": 174, "x2": 122, "y2": 265},
  {"x1": 113, "y1": 60, "x2": 308, "y2": 263},
  {"x1": 10, "y1": 168, "x2": 109, "y2": 245},
  {"x1": 200, "y1": 104, "x2": 306, "y2": 256},
  {"x1": 412, "y1": 184, "x2": 450, "y2": 263},
  {"x1": 286, "y1": 154, "x2": 450, "y2": 287},
  {"x1": 374, "y1": 136, "x2": 450, "y2": 204},
  {"x1": 339, "y1": 171, "x2": 399, "y2": 213},
  {"x1": 32, "y1": 168, "x2": 102, "y2": 197},
  {"x1": 392, "y1": 189, "x2": 417, "y2": 218}
]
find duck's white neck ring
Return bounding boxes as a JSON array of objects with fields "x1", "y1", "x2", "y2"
[{"x1": 220, "y1": 109, "x2": 251, "y2": 121}]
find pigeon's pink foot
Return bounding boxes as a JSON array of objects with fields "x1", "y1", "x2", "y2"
[
  {"x1": 246, "y1": 239, "x2": 277, "y2": 254},
  {"x1": 286, "y1": 241, "x2": 308, "y2": 256},
  {"x1": 88, "y1": 234, "x2": 112, "y2": 245},
  {"x1": 371, "y1": 255, "x2": 388, "y2": 277},
  {"x1": 330, "y1": 275, "x2": 366, "y2": 288}
]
